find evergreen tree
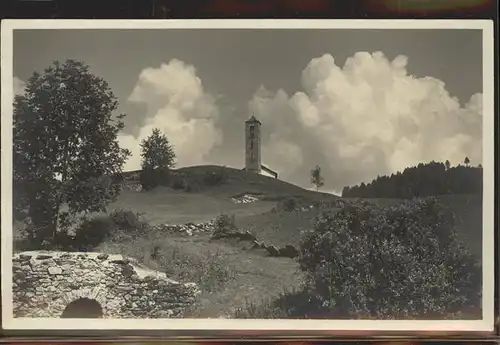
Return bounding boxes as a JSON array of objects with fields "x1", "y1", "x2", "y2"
[{"x1": 341, "y1": 161, "x2": 482, "y2": 198}]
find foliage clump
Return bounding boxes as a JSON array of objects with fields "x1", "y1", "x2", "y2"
[
  {"x1": 298, "y1": 197, "x2": 481, "y2": 319},
  {"x1": 281, "y1": 197, "x2": 299, "y2": 212},
  {"x1": 73, "y1": 215, "x2": 116, "y2": 251},
  {"x1": 310, "y1": 165, "x2": 325, "y2": 191},
  {"x1": 59, "y1": 209, "x2": 148, "y2": 251},
  {"x1": 212, "y1": 213, "x2": 237, "y2": 239}
]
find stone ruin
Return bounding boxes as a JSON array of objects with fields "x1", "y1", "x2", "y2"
[{"x1": 12, "y1": 251, "x2": 200, "y2": 318}]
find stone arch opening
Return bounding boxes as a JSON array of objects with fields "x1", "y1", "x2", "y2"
[{"x1": 60, "y1": 298, "x2": 103, "y2": 318}]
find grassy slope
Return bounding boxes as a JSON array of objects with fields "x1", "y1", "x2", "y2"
[
  {"x1": 112, "y1": 165, "x2": 337, "y2": 225},
  {"x1": 99, "y1": 166, "x2": 482, "y2": 317}
]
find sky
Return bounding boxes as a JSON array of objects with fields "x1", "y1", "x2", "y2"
[{"x1": 12, "y1": 28, "x2": 483, "y2": 193}]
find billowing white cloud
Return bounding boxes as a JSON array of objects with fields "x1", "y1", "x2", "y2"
[
  {"x1": 249, "y1": 51, "x2": 482, "y2": 190},
  {"x1": 119, "y1": 59, "x2": 222, "y2": 171},
  {"x1": 13, "y1": 76, "x2": 26, "y2": 95}
]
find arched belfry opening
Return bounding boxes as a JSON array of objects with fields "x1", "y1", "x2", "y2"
[{"x1": 60, "y1": 298, "x2": 103, "y2": 318}]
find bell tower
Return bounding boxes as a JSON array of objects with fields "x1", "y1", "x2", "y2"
[{"x1": 245, "y1": 115, "x2": 262, "y2": 173}]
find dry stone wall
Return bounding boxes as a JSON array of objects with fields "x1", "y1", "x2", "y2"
[
  {"x1": 13, "y1": 251, "x2": 200, "y2": 318},
  {"x1": 151, "y1": 219, "x2": 216, "y2": 236}
]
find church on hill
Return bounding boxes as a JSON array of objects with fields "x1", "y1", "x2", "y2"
[{"x1": 243, "y1": 115, "x2": 278, "y2": 179}]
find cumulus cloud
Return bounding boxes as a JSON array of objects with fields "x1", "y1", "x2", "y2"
[
  {"x1": 249, "y1": 51, "x2": 482, "y2": 191},
  {"x1": 13, "y1": 76, "x2": 26, "y2": 95},
  {"x1": 118, "y1": 59, "x2": 222, "y2": 171}
]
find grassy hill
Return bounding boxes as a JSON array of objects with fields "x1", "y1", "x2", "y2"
[
  {"x1": 114, "y1": 165, "x2": 338, "y2": 225},
  {"x1": 176, "y1": 165, "x2": 338, "y2": 199}
]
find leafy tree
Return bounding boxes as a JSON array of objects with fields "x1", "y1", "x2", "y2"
[
  {"x1": 464, "y1": 156, "x2": 470, "y2": 167},
  {"x1": 445, "y1": 160, "x2": 451, "y2": 170},
  {"x1": 310, "y1": 165, "x2": 325, "y2": 191},
  {"x1": 13, "y1": 59, "x2": 131, "y2": 247},
  {"x1": 140, "y1": 128, "x2": 176, "y2": 171},
  {"x1": 139, "y1": 128, "x2": 176, "y2": 190}
]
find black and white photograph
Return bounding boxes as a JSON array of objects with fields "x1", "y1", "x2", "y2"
[{"x1": 1, "y1": 20, "x2": 495, "y2": 331}]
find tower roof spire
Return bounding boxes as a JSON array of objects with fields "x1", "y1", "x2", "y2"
[{"x1": 246, "y1": 114, "x2": 261, "y2": 125}]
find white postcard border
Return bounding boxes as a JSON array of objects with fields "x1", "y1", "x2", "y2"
[{"x1": 1, "y1": 19, "x2": 495, "y2": 332}]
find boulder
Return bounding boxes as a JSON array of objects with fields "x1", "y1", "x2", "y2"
[
  {"x1": 251, "y1": 240, "x2": 264, "y2": 249},
  {"x1": 47, "y1": 267, "x2": 62, "y2": 275},
  {"x1": 97, "y1": 253, "x2": 109, "y2": 260}
]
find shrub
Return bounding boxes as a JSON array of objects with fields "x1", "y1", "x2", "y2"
[
  {"x1": 197, "y1": 253, "x2": 235, "y2": 292},
  {"x1": 203, "y1": 167, "x2": 229, "y2": 187},
  {"x1": 73, "y1": 215, "x2": 117, "y2": 251},
  {"x1": 71, "y1": 209, "x2": 148, "y2": 251},
  {"x1": 281, "y1": 197, "x2": 299, "y2": 212},
  {"x1": 109, "y1": 209, "x2": 147, "y2": 232},
  {"x1": 298, "y1": 197, "x2": 481, "y2": 319},
  {"x1": 212, "y1": 213, "x2": 237, "y2": 238},
  {"x1": 140, "y1": 167, "x2": 170, "y2": 191}
]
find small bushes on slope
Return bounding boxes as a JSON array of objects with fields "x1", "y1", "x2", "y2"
[
  {"x1": 212, "y1": 213, "x2": 238, "y2": 239},
  {"x1": 203, "y1": 167, "x2": 229, "y2": 187},
  {"x1": 72, "y1": 209, "x2": 147, "y2": 251},
  {"x1": 109, "y1": 208, "x2": 148, "y2": 232}
]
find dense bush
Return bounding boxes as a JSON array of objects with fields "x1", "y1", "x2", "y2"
[
  {"x1": 298, "y1": 197, "x2": 481, "y2": 319},
  {"x1": 140, "y1": 167, "x2": 171, "y2": 191},
  {"x1": 73, "y1": 215, "x2": 117, "y2": 251},
  {"x1": 109, "y1": 209, "x2": 147, "y2": 232},
  {"x1": 71, "y1": 209, "x2": 147, "y2": 251},
  {"x1": 281, "y1": 197, "x2": 299, "y2": 212}
]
